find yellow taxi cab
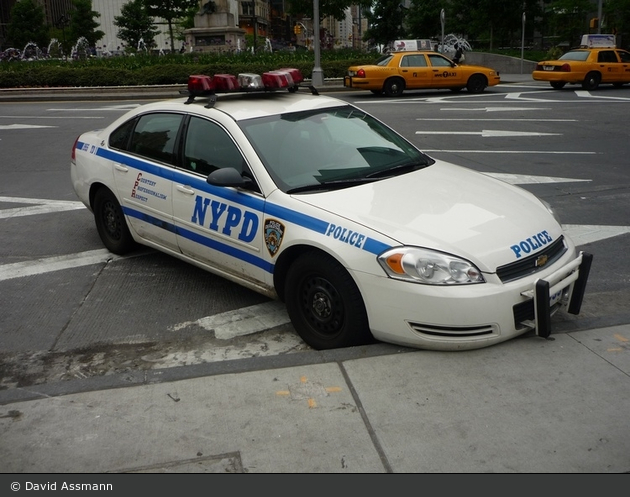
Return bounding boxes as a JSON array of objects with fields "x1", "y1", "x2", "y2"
[
  {"x1": 344, "y1": 49, "x2": 500, "y2": 97},
  {"x1": 532, "y1": 34, "x2": 630, "y2": 90}
]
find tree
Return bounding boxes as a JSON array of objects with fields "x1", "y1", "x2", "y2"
[
  {"x1": 6, "y1": 0, "x2": 48, "y2": 51},
  {"x1": 406, "y1": 0, "x2": 443, "y2": 40},
  {"x1": 546, "y1": 0, "x2": 594, "y2": 47},
  {"x1": 287, "y1": 0, "x2": 369, "y2": 21},
  {"x1": 114, "y1": 0, "x2": 159, "y2": 52},
  {"x1": 363, "y1": 0, "x2": 408, "y2": 49},
  {"x1": 68, "y1": 0, "x2": 105, "y2": 49},
  {"x1": 143, "y1": 0, "x2": 199, "y2": 53}
]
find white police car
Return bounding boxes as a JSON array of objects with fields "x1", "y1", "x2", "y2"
[{"x1": 71, "y1": 68, "x2": 592, "y2": 351}]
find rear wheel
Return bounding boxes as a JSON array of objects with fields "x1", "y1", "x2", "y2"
[
  {"x1": 466, "y1": 74, "x2": 487, "y2": 93},
  {"x1": 582, "y1": 72, "x2": 601, "y2": 90},
  {"x1": 284, "y1": 251, "x2": 372, "y2": 350},
  {"x1": 93, "y1": 188, "x2": 136, "y2": 255},
  {"x1": 550, "y1": 81, "x2": 566, "y2": 89},
  {"x1": 383, "y1": 77, "x2": 405, "y2": 97}
]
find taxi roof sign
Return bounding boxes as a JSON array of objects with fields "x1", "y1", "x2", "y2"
[{"x1": 580, "y1": 34, "x2": 616, "y2": 48}]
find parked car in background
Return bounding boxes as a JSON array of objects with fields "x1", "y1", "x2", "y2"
[
  {"x1": 533, "y1": 35, "x2": 630, "y2": 90},
  {"x1": 344, "y1": 50, "x2": 500, "y2": 97}
]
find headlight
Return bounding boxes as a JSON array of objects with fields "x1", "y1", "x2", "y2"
[{"x1": 378, "y1": 247, "x2": 485, "y2": 285}]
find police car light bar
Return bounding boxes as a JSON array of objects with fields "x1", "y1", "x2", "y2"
[{"x1": 185, "y1": 68, "x2": 313, "y2": 105}]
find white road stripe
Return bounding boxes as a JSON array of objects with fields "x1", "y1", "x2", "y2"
[
  {"x1": 422, "y1": 149, "x2": 596, "y2": 154},
  {"x1": 482, "y1": 173, "x2": 591, "y2": 184},
  {"x1": 0, "y1": 124, "x2": 56, "y2": 130},
  {"x1": 169, "y1": 301, "x2": 290, "y2": 339},
  {"x1": 0, "y1": 196, "x2": 86, "y2": 219},
  {"x1": 0, "y1": 249, "x2": 122, "y2": 281},
  {"x1": 416, "y1": 130, "x2": 560, "y2": 137}
]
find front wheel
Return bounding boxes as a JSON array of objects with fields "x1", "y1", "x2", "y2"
[
  {"x1": 550, "y1": 81, "x2": 566, "y2": 89},
  {"x1": 93, "y1": 188, "x2": 136, "y2": 255},
  {"x1": 466, "y1": 74, "x2": 487, "y2": 93},
  {"x1": 284, "y1": 251, "x2": 372, "y2": 350},
  {"x1": 582, "y1": 72, "x2": 601, "y2": 90},
  {"x1": 383, "y1": 77, "x2": 405, "y2": 97}
]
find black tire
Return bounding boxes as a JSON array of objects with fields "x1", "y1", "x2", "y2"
[
  {"x1": 284, "y1": 251, "x2": 372, "y2": 350},
  {"x1": 93, "y1": 188, "x2": 136, "y2": 255},
  {"x1": 466, "y1": 74, "x2": 487, "y2": 93},
  {"x1": 582, "y1": 72, "x2": 601, "y2": 90},
  {"x1": 383, "y1": 77, "x2": 405, "y2": 97},
  {"x1": 550, "y1": 81, "x2": 566, "y2": 89}
]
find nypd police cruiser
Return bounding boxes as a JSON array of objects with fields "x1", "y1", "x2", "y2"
[{"x1": 71, "y1": 69, "x2": 592, "y2": 351}]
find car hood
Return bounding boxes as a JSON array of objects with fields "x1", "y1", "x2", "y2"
[{"x1": 292, "y1": 161, "x2": 564, "y2": 272}]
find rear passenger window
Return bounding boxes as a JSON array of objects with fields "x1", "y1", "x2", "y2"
[
  {"x1": 109, "y1": 119, "x2": 136, "y2": 151},
  {"x1": 128, "y1": 113, "x2": 183, "y2": 165}
]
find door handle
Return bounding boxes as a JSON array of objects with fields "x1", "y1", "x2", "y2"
[
  {"x1": 176, "y1": 184, "x2": 195, "y2": 195},
  {"x1": 114, "y1": 163, "x2": 128, "y2": 172}
]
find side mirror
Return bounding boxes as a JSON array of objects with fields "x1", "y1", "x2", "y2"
[{"x1": 207, "y1": 167, "x2": 255, "y2": 189}]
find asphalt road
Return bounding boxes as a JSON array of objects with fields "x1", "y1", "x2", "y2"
[{"x1": 1, "y1": 80, "x2": 629, "y2": 390}]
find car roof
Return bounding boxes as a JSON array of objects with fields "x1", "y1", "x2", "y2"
[{"x1": 131, "y1": 91, "x2": 348, "y2": 122}]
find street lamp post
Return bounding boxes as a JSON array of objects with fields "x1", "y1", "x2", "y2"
[
  {"x1": 311, "y1": 0, "x2": 324, "y2": 86},
  {"x1": 440, "y1": 9, "x2": 445, "y2": 53},
  {"x1": 520, "y1": 12, "x2": 525, "y2": 74}
]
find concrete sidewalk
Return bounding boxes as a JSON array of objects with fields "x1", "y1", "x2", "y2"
[
  {"x1": 1, "y1": 324, "x2": 629, "y2": 473},
  {"x1": 0, "y1": 74, "x2": 536, "y2": 102}
]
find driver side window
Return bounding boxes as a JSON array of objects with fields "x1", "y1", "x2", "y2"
[{"x1": 183, "y1": 117, "x2": 244, "y2": 176}]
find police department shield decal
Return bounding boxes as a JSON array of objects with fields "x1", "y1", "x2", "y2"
[{"x1": 265, "y1": 219, "x2": 285, "y2": 257}]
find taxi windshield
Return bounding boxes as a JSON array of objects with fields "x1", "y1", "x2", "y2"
[{"x1": 239, "y1": 105, "x2": 433, "y2": 193}]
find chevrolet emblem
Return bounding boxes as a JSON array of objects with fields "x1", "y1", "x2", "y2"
[{"x1": 535, "y1": 254, "x2": 549, "y2": 267}]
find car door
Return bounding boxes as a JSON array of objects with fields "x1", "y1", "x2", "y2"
[
  {"x1": 427, "y1": 53, "x2": 465, "y2": 87},
  {"x1": 172, "y1": 115, "x2": 266, "y2": 284},
  {"x1": 397, "y1": 54, "x2": 432, "y2": 89},
  {"x1": 110, "y1": 112, "x2": 182, "y2": 251},
  {"x1": 597, "y1": 50, "x2": 622, "y2": 83}
]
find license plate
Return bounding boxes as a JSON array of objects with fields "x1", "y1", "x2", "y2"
[
  {"x1": 543, "y1": 66, "x2": 555, "y2": 71},
  {"x1": 549, "y1": 287, "x2": 565, "y2": 306}
]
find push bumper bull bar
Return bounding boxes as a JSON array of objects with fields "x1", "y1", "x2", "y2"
[{"x1": 521, "y1": 251, "x2": 593, "y2": 338}]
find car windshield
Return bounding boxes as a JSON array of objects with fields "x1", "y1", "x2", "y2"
[
  {"x1": 558, "y1": 50, "x2": 590, "y2": 61},
  {"x1": 239, "y1": 105, "x2": 434, "y2": 193}
]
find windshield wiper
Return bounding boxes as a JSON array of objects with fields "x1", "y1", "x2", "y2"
[
  {"x1": 365, "y1": 161, "x2": 429, "y2": 179},
  {"x1": 286, "y1": 177, "x2": 378, "y2": 194}
]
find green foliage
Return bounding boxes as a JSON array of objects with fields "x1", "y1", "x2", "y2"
[
  {"x1": 68, "y1": 0, "x2": 105, "y2": 48},
  {"x1": 6, "y1": 0, "x2": 49, "y2": 50},
  {"x1": 0, "y1": 50, "x2": 379, "y2": 88},
  {"x1": 143, "y1": 0, "x2": 199, "y2": 53},
  {"x1": 114, "y1": 0, "x2": 160, "y2": 52}
]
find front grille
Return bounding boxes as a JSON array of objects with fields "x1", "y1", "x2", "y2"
[{"x1": 496, "y1": 236, "x2": 567, "y2": 283}]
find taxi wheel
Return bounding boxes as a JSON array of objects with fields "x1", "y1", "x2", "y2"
[
  {"x1": 582, "y1": 72, "x2": 601, "y2": 91},
  {"x1": 285, "y1": 251, "x2": 372, "y2": 350},
  {"x1": 383, "y1": 78, "x2": 405, "y2": 97},
  {"x1": 550, "y1": 82, "x2": 566, "y2": 89},
  {"x1": 93, "y1": 188, "x2": 136, "y2": 255},
  {"x1": 466, "y1": 75, "x2": 487, "y2": 93}
]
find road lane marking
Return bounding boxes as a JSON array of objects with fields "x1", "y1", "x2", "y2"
[
  {"x1": 0, "y1": 249, "x2": 123, "y2": 281},
  {"x1": 416, "y1": 130, "x2": 560, "y2": 137},
  {"x1": 482, "y1": 173, "x2": 591, "y2": 184},
  {"x1": 0, "y1": 124, "x2": 56, "y2": 129},
  {"x1": 169, "y1": 301, "x2": 290, "y2": 339},
  {"x1": 0, "y1": 196, "x2": 86, "y2": 219},
  {"x1": 421, "y1": 149, "x2": 596, "y2": 154}
]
